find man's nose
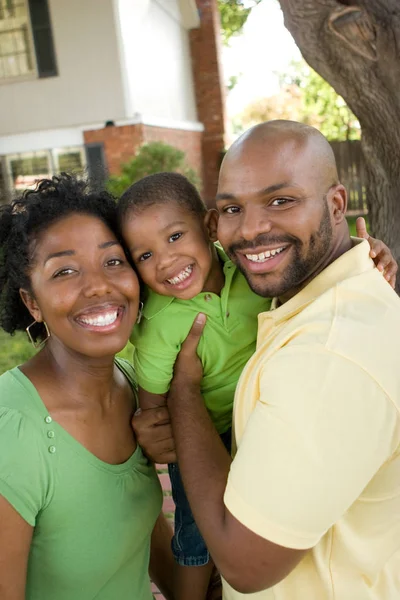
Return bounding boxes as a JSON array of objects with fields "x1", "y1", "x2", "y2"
[{"x1": 239, "y1": 209, "x2": 272, "y2": 242}]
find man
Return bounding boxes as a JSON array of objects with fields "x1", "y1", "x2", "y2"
[{"x1": 135, "y1": 121, "x2": 400, "y2": 599}]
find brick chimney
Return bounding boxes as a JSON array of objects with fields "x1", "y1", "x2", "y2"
[{"x1": 190, "y1": 0, "x2": 226, "y2": 206}]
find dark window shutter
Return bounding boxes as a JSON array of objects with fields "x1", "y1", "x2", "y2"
[
  {"x1": 85, "y1": 143, "x2": 108, "y2": 189},
  {"x1": 28, "y1": 0, "x2": 58, "y2": 78}
]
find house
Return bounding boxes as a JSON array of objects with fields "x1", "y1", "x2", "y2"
[{"x1": 0, "y1": 0, "x2": 226, "y2": 203}]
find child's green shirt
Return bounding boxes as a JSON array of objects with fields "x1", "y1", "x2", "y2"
[{"x1": 131, "y1": 244, "x2": 272, "y2": 434}]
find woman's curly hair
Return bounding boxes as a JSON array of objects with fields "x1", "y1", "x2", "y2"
[{"x1": 0, "y1": 174, "x2": 122, "y2": 336}]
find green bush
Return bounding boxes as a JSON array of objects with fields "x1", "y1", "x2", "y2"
[{"x1": 107, "y1": 141, "x2": 201, "y2": 197}]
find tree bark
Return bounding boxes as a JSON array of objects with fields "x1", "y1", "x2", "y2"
[{"x1": 278, "y1": 0, "x2": 400, "y2": 291}]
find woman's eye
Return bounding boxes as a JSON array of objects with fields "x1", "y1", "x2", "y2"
[
  {"x1": 169, "y1": 232, "x2": 182, "y2": 243},
  {"x1": 106, "y1": 258, "x2": 123, "y2": 267},
  {"x1": 53, "y1": 268, "x2": 75, "y2": 278},
  {"x1": 138, "y1": 252, "x2": 152, "y2": 262}
]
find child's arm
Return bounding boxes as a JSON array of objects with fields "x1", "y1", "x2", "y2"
[{"x1": 139, "y1": 387, "x2": 167, "y2": 410}]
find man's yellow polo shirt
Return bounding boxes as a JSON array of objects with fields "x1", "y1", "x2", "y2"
[
  {"x1": 223, "y1": 240, "x2": 400, "y2": 600},
  {"x1": 131, "y1": 244, "x2": 270, "y2": 434}
]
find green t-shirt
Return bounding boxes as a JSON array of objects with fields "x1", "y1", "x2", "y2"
[
  {"x1": 0, "y1": 359, "x2": 162, "y2": 600},
  {"x1": 131, "y1": 244, "x2": 271, "y2": 434}
]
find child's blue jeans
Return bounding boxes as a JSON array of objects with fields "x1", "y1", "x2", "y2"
[{"x1": 168, "y1": 428, "x2": 232, "y2": 566}]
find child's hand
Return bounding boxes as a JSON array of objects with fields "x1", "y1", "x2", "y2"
[
  {"x1": 132, "y1": 406, "x2": 176, "y2": 464},
  {"x1": 356, "y1": 217, "x2": 398, "y2": 289}
]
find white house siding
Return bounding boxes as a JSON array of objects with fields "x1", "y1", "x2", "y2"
[
  {"x1": 116, "y1": 0, "x2": 198, "y2": 124},
  {"x1": 0, "y1": 0, "x2": 127, "y2": 138}
]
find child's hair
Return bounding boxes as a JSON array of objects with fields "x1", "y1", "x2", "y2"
[
  {"x1": 117, "y1": 172, "x2": 207, "y2": 223},
  {"x1": 0, "y1": 173, "x2": 122, "y2": 336}
]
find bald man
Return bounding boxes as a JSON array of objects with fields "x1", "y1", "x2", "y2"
[{"x1": 156, "y1": 121, "x2": 400, "y2": 599}]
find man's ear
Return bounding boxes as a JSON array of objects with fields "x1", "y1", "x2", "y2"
[
  {"x1": 19, "y1": 289, "x2": 43, "y2": 324},
  {"x1": 204, "y1": 209, "x2": 219, "y2": 242},
  {"x1": 329, "y1": 184, "x2": 347, "y2": 224}
]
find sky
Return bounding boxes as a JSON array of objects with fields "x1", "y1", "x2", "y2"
[{"x1": 222, "y1": 0, "x2": 301, "y2": 119}]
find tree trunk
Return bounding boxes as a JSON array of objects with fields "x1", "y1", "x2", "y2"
[{"x1": 278, "y1": 0, "x2": 400, "y2": 291}]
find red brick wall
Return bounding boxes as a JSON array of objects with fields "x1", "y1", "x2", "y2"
[
  {"x1": 190, "y1": 0, "x2": 226, "y2": 205},
  {"x1": 83, "y1": 124, "x2": 144, "y2": 175},
  {"x1": 83, "y1": 124, "x2": 202, "y2": 179},
  {"x1": 143, "y1": 125, "x2": 202, "y2": 178}
]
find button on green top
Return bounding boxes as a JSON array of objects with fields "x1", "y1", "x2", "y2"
[{"x1": 45, "y1": 416, "x2": 52, "y2": 424}]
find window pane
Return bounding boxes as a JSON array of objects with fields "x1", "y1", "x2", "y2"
[
  {"x1": 58, "y1": 151, "x2": 84, "y2": 173},
  {"x1": 0, "y1": 0, "x2": 35, "y2": 79},
  {"x1": 9, "y1": 152, "x2": 50, "y2": 191}
]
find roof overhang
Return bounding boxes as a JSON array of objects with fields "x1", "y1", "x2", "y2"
[{"x1": 178, "y1": 0, "x2": 200, "y2": 29}]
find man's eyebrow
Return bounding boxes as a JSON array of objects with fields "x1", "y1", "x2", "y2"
[
  {"x1": 44, "y1": 241, "x2": 119, "y2": 264},
  {"x1": 216, "y1": 182, "x2": 293, "y2": 202}
]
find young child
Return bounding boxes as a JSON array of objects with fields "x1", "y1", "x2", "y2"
[{"x1": 117, "y1": 172, "x2": 394, "y2": 600}]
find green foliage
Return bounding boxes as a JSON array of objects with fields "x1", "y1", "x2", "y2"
[
  {"x1": 218, "y1": 0, "x2": 262, "y2": 45},
  {"x1": 0, "y1": 327, "x2": 134, "y2": 376},
  {"x1": 107, "y1": 142, "x2": 201, "y2": 198},
  {"x1": 281, "y1": 60, "x2": 361, "y2": 141},
  {"x1": 0, "y1": 330, "x2": 35, "y2": 375}
]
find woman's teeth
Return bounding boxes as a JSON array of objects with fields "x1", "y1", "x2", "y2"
[
  {"x1": 78, "y1": 311, "x2": 118, "y2": 327},
  {"x1": 245, "y1": 247, "x2": 285, "y2": 263},
  {"x1": 167, "y1": 265, "x2": 193, "y2": 285}
]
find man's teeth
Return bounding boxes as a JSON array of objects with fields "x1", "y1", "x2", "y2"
[
  {"x1": 79, "y1": 311, "x2": 118, "y2": 327},
  {"x1": 167, "y1": 265, "x2": 193, "y2": 285},
  {"x1": 245, "y1": 247, "x2": 285, "y2": 263}
]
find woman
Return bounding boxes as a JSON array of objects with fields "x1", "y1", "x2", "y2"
[{"x1": 0, "y1": 175, "x2": 174, "y2": 600}]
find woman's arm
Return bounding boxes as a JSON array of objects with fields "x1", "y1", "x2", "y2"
[
  {"x1": 149, "y1": 512, "x2": 175, "y2": 600},
  {"x1": 0, "y1": 495, "x2": 33, "y2": 600}
]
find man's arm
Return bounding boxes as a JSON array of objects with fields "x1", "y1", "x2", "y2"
[{"x1": 166, "y1": 315, "x2": 306, "y2": 593}]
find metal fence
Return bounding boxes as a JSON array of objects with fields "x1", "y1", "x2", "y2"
[{"x1": 330, "y1": 140, "x2": 368, "y2": 215}]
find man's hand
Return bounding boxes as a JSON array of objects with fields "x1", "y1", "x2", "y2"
[
  {"x1": 132, "y1": 406, "x2": 176, "y2": 464},
  {"x1": 171, "y1": 313, "x2": 207, "y2": 391},
  {"x1": 356, "y1": 217, "x2": 398, "y2": 289}
]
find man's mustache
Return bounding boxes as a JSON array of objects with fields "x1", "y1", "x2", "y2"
[{"x1": 228, "y1": 234, "x2": 300, "y2": 254}]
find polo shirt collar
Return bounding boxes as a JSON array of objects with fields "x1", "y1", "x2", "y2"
[
  {"x1": 142, "y1": 242, "x2": 232, "y2": 320},
  {"x1": 265, "y1": 238, "x2": 374, "y2": 323}
]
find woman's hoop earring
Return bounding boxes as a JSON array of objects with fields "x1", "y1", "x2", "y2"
[
  {"x1": 136, "y1": 302, "x2": 144, "y2": 324},
  {"x1": 26, "y1": 321, "x2": 51, "y2": 349}
]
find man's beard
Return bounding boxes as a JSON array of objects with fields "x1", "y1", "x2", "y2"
[{"x1": 227, "y1": 200, "x2": 333, "y2": 299}]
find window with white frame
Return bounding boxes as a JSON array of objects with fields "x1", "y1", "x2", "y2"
[
  {"x1": 0, "y1": 0, "x2": 57, "y2": 82},
  {"x1": 3, "y1": 147, "x2": 86, "y2": 194},
  {"x1": 0, "y1": 0, "x2": 36, "y2": 79}
]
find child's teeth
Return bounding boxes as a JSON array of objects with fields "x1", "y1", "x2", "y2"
[{"x1": 167, "y1": 265, "x2": 193, "y2": 285}]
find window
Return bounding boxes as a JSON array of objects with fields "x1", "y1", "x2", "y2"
[
  {"x1": 3, "y1": 147, "x2": 86, "y2": 195},
  {"x1": 0, "y1": 0, "x2": 57, "y2": 81}
]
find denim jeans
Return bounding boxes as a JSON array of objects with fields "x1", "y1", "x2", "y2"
[{"x1": 168, "y1": 428, "x2": 232, "y2": 566}]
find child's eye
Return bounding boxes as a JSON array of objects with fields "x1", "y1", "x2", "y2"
[
  {"x1": 106, "y1": 258, "x2": 124, "y2": 267},
  {"x1": 169, "y1": 232, "x2": 182, "y2": 243},
  {"x1": 138, "y1": 252, "x2": 152, "y2": 262},
  {"x1": 53, "y1": 268, "x2": 75, "y2": 278}
]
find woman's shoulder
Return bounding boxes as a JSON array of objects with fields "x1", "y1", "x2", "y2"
[
  {"x1": 115, "y1": 358, "x2": 138, "y2": 391},
  {"x1": 0, "y1": 367, "x2": 37, "y2": 411}
]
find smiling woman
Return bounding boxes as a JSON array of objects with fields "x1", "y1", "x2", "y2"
[{"x1": 0, "y1": 175, "x2": 174, "y2": 600}]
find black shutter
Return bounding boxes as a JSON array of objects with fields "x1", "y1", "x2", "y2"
[
  {"x1": 85, "y1": 143, "x2": 108, "y2": 189},
  {"x1": 28, "y1": 0, "x2": 58, "y2": 78}
]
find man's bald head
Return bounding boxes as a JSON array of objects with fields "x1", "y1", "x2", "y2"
[{"x1": 222, "y1": 120, "x2": 339, "y2": 193}]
